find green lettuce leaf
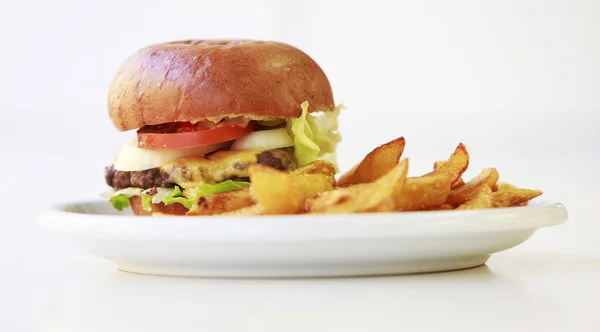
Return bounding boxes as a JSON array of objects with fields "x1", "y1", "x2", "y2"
[
  {"x1": 148, "y1": 188, "x2": 175, "y2": 204},
  {"x1": 162, "y1": 196, "x2": 193, "y2": 209},
  {"x1": 141, "y1": 194, "x2": 153, "y2": 211},
  {"x1": 109, "y1": 195, "x2": 130, "y2": 211},
  {"x1": 162, "y1": 181, "x2": 250, "y2": 209},
  {"x1": 197, "y1": 180, "x2": 250, "y2": 196},
  {"x1": 103, "y1": 187, "x2": 175, "y2": 211},
  {"x1": 104, "y1": 181, "x2": 250, "y2": 211},
  {"x1": 288, "y1": 101, "x2": 343, "y2": 167},
  {"x1": 162, "y1": 186, "x2": 193, "y2": 209}
]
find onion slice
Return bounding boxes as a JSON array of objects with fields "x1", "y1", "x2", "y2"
[
  {"x1": 230, "y1": 128, "x2": 294, "y2": 151},
  {"x1": 113, "y1": 136, "x2": 226, "y2": 171}
]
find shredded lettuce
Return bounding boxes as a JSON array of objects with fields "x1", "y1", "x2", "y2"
[
  {"x1": 197, "y1": 180, "x2": 250, "y2": 196},
  {"x1": 141, "y1": 195, "x2": 153, "y2": 211},
  {"x1": 104, "y1": 181, "x2": 250, "y2": 211},
  {"x1": 177, "y1": 180, "x2": 251, "y2": 208},
  {"x1": 158, "y1": 180, "x2": 250, "y2": 210},
  {"x1": 101, "y1": 187, "x2": 142, "y2": 198},
  {"x1": 147, "y1": 188, "x2": 175, "y2": 204},
  {"x1": 288, "y1": 101, "x2": 343, "y2": 167},
  {"x1": 109, "y1": 195, "x2": 130, "y2": 211},
  {"x1": 162, "y1": 186, "x2": 193, "y2": 209},
  {"x1": 102, "y1": 187, "x2": 176, "y2": 211}
]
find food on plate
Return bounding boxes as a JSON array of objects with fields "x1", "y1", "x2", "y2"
[
  {"x1": 392, "y1": 143, "x2": 469, "y2": 211},
  {"x1": 394, "y1": 173, "x2": 453, "y2": 211},
  {"x1": 206, "y1": 137, "x2": 540, "y2": 215},
  {"x1": 446, "y1": 168, "x2": 500, "y2": 207},
  {"x1": 491, "y1": 183, "x2": 542, "y2": 207},
  {"x1": 336, "y1": 137, "x2": 405, "y2": 187},
  {"x1": 456, "y1": 186, "x2": 493, "y2": 210},
  {"x1": 424, "y1": 143, "x2": 470, "y2": 185},
  {"x1": 306, "y1": 159, "x2": 408, "y2": 214},
  {"x1": 101, "y1": 40, "x2": 342, "y2": 215},
  {"x1": 186, "y1": 188, "x2": 253, "y2": 216},
  {"x1": 246, "y1": 163, "x2": 336, "y2": 215},
  {"x1": 100, "y1": 40, "x2": 542, "y2": 216},
  {"x1": 434, "y1": 160, "x2": 465, "y2": 189},
  {"x1": 110, "y1": 133, "x2": 543, "y2": 215}
]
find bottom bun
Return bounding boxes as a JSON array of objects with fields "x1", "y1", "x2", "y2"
[{"x1": 129, "y1": 196, "x2": 189, "y2": 216}]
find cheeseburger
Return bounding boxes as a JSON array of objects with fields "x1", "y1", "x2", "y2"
[{"x1": 102, "y1": 40, "x2": 342, "y2": 215}]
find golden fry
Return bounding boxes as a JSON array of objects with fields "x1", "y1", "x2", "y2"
[
  {"x1": 394, "y1": 173, "x2": 453, "y2": 211},
  {"x1": 374, "y1": 198, "x2": 397, "y2": 212},
  {"x1": 187, "y1": 188, "x2": 253, "y2": 216},
  {"x1": 291, "y1": 160, "x2": 336, "y2": 178},
  {"x1": 426, "y1": 143, "x2": 469, "y2": 186},
  {"x1": 426, "y1": 204, "x2": 454, "y2": 211},
  {"x1": 492, "y1": 184, "x2": 543, "y2": 207},
  {"x1": 292, "y1": 173, "x2": 335, "y2": 199},
  {"x1": 249, "y1": 163, "x2": 336, "y2": 215},
  {"x1": 337, "y1": 137, "x2": 405, "y2": 186},
  {"x1": 218, "y1": 204, "x2": 264, "y2": 216},
  {"x1": 446, "y1": 168, "x2": 499, "y2": 206},
  {"x1": 495, "y1": 183, "x2": 525, "y2": 205},
  {"x1": 433, "y1": 160, "x2": 445, "y2": 169},
  {"x1": 434, "y1": 159, "x2": 465, "y2": 189},
  {"x1": 307, "y1": 159, "x2": 409, "y2": 214},
  {"x1": 290, "y1": 161, "x2": 336, "y2": 198},
  {"x1": 200, "y1": 138, "x2": 544, "y2": 216},
  {"x1": 249, "y1": 165, "x2": 303, "y2": 214},
  {"x1": 456, "y1": 185, "x2": 493, "y2": 210}
]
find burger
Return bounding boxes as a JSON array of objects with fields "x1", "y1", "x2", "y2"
[{"x1": 101, "y1": 40, "x2": 342, "y2": 215}]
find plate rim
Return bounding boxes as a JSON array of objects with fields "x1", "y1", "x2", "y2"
[{"x1": 36, "y1": 199, "x2": 568, "y2": 240}]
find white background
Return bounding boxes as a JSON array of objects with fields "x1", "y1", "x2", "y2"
[{"x1": 1, "y1": 0, "x2": 599, "y2": 330}]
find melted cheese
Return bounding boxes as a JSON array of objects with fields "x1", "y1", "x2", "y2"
[{"x1": 159, "y1": 150, "x2": 262, "y2": 189}]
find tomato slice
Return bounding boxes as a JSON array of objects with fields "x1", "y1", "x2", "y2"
[{"x1": 137, "y1": 122, "x2": 255, "y2": 149}]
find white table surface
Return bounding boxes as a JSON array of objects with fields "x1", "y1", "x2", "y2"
[
  {"x1": 2, "y1": 151, "x2": 599, "y2": 331},
  {"x1": 4, "y1": 230, "x2": 600, "y2": 332}
]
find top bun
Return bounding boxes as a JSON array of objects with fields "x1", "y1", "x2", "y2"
[{"x1": 108, "y1": 40, "x2": 335, "y2": 131}]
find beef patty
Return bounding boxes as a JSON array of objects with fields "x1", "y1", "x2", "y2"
[{"x1": 106, "y1": 149, "x2": 296, "y2": 190}]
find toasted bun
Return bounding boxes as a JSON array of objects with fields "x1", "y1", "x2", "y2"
[
  {"x1": 129, "y1": 196, "x2": 188, "y2": 216},
  {"x1": 108, "y1": 40, "x2": 335, "y2": 131}
]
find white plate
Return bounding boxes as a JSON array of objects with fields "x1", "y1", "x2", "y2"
[{"x1": 37, "y1": 200, "x2": 568, "y2": 277}]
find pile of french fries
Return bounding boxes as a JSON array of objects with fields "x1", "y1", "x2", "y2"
[{"x1": 185, "y1": 137, "x2": 542, "y2": 216}]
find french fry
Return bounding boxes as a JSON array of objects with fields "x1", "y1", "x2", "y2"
[
  {"x1": 307, "y1": 159, "x2": 409, "y2": 214},
  {"x1": 426, "y1": 143, "x2": 469, "y2": 186},
  {"x1": 426, "y1": 204, "x2": 454, "y2": 211},
  {"x1": 192, "y1": 138, "x2": 542, "y2": 216},
  {"x1": 187, "y1": 188, "x2": 253, "y2": 216},
  {"x1": 495, "y1": 183, "x2": 525, "y2": 206},
  {"x1": 374, "y1": 198, "x2": 397, "y2": 212},
  {"x1": 249, "y1": 164, "x2": 336, "y2": 215},
  {"x1": 290, "y1": 161, "x2": 336, "y2": 197},
  {"x1": 434, "y1": 160, "x2": 465, "y2": 189},
  {"x1": 337, "y1": 137, "x2": 405, "y2": 186},
  {"x1": 456, "y1": 185, "x2": 493, "y2": 210},
  {"x1": 446, "y1": 168, "x2": 499, "y2": 206},
  {"x1": 291, "y1": 160, "x2": 336, "y2": 178},
  {"x1": 394, "y1": 173, "x2": 453, "y2": 211},
  {"x1": 291, "y1": 174, "x2": 335, "y2": 199},
  {"x1": 492, "y1": 184, "x2": 542, "y2": 207},
  {"x1": 433, "y1": 160, "x2": 445, "y2": 169},
  {"x1": 218, "y1": 204, "x2": 264, "y2": 216},
  {"x1": 250, "y1": 165, "x2": 303, "y2": 214}
]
